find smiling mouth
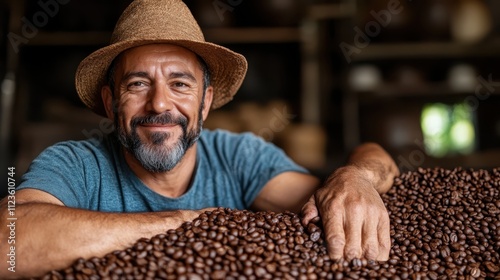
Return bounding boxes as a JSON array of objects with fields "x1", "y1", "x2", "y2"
[
  {"x1": 140, "y1": 123, "x2": 177, "y2": 128},
  {"x1": 139, "y1": 124, "x2": 179, "y2": 133}
]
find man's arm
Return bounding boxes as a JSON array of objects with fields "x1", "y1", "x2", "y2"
[
  {"x1": 302, "y1": 142, "x2": 400, "y2": 261},
  {"x1": 344, "y1": 142, "x2": 400, "y2": 194},
  {"x1": 251, "y1": 172, "x2": 319, "y2": 213},
  {"x1": 0, "y1": 189, "x2": 209, "y2": 279}
]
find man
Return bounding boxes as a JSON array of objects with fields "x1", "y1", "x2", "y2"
[{"x1": 0, "y1": 0, "x2": 399, "y2": 278}]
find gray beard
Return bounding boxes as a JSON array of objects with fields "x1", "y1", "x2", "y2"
[{"x1": 115, "y1": 112, "x2": 202, "y2": 173}]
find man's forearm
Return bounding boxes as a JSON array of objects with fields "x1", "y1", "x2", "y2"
[
  {"x1": 345, "y1": 142, "x2": 400, "y2": 194},
  {"x1": 0, "y1": 202, "x2": 196, "y2": 279}
]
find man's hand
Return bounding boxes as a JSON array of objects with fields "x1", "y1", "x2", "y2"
[{"x1": 301, "y1": 165, "x2": 391, "y2": 261}]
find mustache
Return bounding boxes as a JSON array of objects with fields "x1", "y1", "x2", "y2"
[{"x1": 131, "y1": 112, "x2": 187, "y2": 128}]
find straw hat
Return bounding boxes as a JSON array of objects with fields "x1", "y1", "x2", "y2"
[{"x1": 75, "y1": 0, "x2": 248, "y2": 117}]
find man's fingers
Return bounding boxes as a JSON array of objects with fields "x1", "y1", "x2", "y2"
[
  {"x1": 301, "y1": 196, "x2": 318, "y2": 225},
  {"x1": 361, "y1": 217, "x2": 380, "y2": 260},
  {"x1": 322, "y1": 210, "x2": 346, "y2": 260},
  {"x1": 376, "y1": 214, "x2": 391, "y2": 261},
  {"x1": 342, "y1": 207, "x2": 363, "y2": 260}
]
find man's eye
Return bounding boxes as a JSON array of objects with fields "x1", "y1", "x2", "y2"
[
  {"x1": 130, "y1": 81, "x2": 145, "y2": 87},
  {"x1": 126, "y1": 81, "x2": 148, "y2": 91},
  {"x1": 173, "y1": 82, "x2": 188, "y2": 88}
]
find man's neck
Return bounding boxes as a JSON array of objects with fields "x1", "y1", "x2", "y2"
[{"x1": 122, "y1": 144, "x2": 198, "y2": 198}]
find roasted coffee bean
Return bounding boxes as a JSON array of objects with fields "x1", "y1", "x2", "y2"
[
  {"x1": 41, "y1": 168, "x2": 500, "y2": 279},
  {"x1": 485, "y1": 261, "x2": 500, "y2": 273},
  {"x1": 471, "y1": 267, "x2": 482, "y2": 278}
]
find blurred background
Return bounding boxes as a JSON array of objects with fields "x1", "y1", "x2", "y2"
[{"x1": 2, "y1": 0, "x2": 500, "y2": 197}]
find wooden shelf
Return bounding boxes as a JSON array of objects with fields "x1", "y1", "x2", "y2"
[
  {"x1": 25, "y1": 3, "x2": 352, "y2": 46},
  {"x1": 203, "y1": 27, "x2": 301, "y2": 44},
  {"x1": 355, "y1": 82, "x2": 496, "y2": 98},
  {"x1": 416, "y1": 149, "x2": 500, "y2": 170},
  {"x1": 350, "y1": 82, "x2": 500, "y2": 104},
  {"x1": 307, "y1": 3, "x2": 355, "y2": 20},
  {"x1": 352, "y1": 40, "x2": 500, "y2": 61},
  {"x1": 27, "y1": 28, "x2": 302, "y2": 46},
  {"x1": 28, "y1": 31, "x2": 111, "y2": 46}
]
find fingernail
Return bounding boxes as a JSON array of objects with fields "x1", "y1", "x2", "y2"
[{"x1": 311, "y1": 216, "x2": 320, "y2": 223}]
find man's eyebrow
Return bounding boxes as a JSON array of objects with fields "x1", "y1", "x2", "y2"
[
  {"x1": 121, "y1": 71, "x2": 151, "y2": 82},
  {"x1": 121, "y1": 71, "x2": 197, "y2": 83},
  {"x1": 169, "y1": 71, "x2": 196, "y2": 82}
]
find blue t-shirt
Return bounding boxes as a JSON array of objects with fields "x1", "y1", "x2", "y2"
[{"x1": 18, "y1": 129, "x2": 307, "y2": 212}]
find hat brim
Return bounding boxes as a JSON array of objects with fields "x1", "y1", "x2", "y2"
[{"x1": 75, "y1": 39, "x2": 248, "y2": 117}]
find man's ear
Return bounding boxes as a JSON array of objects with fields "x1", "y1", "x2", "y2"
[
  {"x1": 101, "y1": 86, "x2": 115, "y2": 120},
  {"x1": 202, "y1": 86, "x2": 213, "y2": 121}
]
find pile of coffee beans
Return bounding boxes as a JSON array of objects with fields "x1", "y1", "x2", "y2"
[{"x1": 41, "y1": 167, "x2": 500, "y2": 279}]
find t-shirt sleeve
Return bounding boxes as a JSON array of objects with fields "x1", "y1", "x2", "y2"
[
  {"x1": 17, "y1": 142, "x2": 89, "y2": 208},
  {"x1": 229, "y1": 132, "x2": 309, "y2": 208}
]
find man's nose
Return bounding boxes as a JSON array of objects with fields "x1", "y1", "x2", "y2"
[{"x1": 146, "y1": 84, "x2": 174, "y2": 113}]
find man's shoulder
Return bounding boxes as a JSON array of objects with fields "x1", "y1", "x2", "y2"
[
  {"x1": 40, "y1": 135, "x2": 115, "y2": 161},
  {"x1": 200, "y1": 129, "x2": 264, "y2": 144},
  {"x1": 198, "y1": 129, "x2": 273, "y2": 161},
  {"x1": 19, "y1": 135, "x2": 122, "y2": 209}
]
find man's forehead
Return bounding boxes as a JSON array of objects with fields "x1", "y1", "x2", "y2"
[{"x1": 107, "y1": 43, "x2": 207, "y2": 83}]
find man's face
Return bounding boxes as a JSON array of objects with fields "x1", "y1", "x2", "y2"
[{"x1": 105, "y1": 44, "x2": 212, "y2": 172}]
